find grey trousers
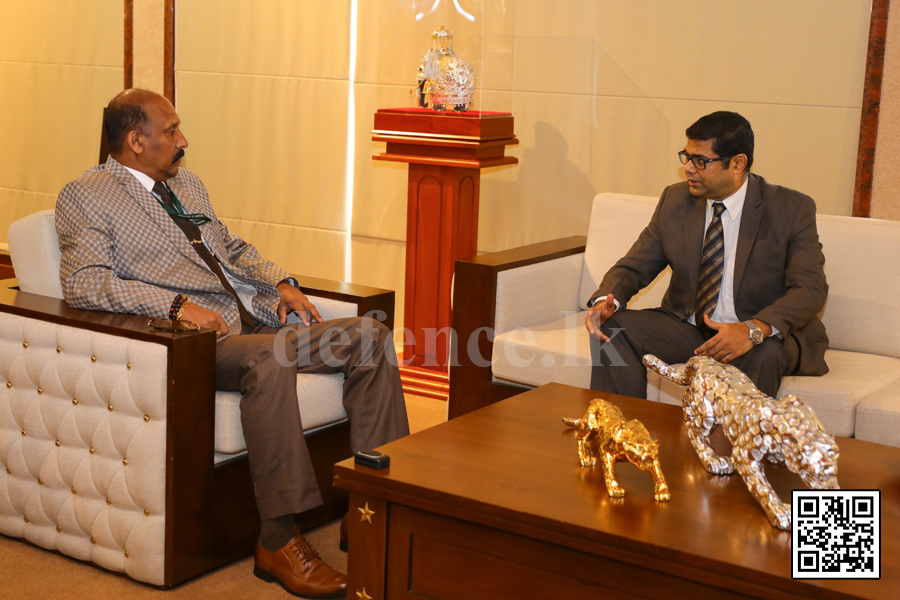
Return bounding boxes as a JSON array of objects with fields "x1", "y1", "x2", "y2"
[
  {"x1": 215, "y1": 316, "x2": 409, "y2": 520},
  {"x1": 589, "y1": 308, "x2": 797, "y2": 399}
]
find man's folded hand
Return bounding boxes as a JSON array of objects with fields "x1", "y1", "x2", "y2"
[
  {"x1": 181, "y1": 302, "x2": 229, "y2": 336},
  {"x1": 694, "y1": 315, "x2": 752, "y2": 363}
]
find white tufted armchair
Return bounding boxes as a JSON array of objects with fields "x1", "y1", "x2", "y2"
[{"x1": 1, "y1": 210, "x2": 395, "y2": 587}]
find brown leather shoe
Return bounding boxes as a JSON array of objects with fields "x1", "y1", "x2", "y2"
[
  {"x1": 254, "y1": 526, "x2": 347, "y2": 598},
  {"x1": 338, "y1": 513, "x2": 348, "y2": 552}
]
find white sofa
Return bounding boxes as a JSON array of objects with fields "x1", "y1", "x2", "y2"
[
  {"x1": 1, "y1": 210, "x2": 396, "y2": 586},
  {"x1": 449, "y1": 193, "x2": 900, "y2": 447}
]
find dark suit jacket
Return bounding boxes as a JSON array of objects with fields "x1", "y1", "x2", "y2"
[{"x1": 590, "y1": 173, "x2": 829, "y2": 376}]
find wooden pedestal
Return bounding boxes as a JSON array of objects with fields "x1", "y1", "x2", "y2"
[{"x1": 373, "y1": 108, "x2": 518, "y2": 382}]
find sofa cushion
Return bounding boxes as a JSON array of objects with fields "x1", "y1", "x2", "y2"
[
  {"x1": 657, "y1": 373, "x2": 687, "y2": 407},
  {"x1": 491, "y1": 312, "x2": 660, "y2": 402},
  {"x1": 578, "y1": 194, "x2": 671, "y2": 311},
  {"x1": 214, "y1": 372, "x2": 346, "y2": 456},
  {"x1": 7, "y1": 210, "x2": 64, "y2": 300},
  {"x1": 779, "y1": 350, "x2": 900, "y2": 436},
  {"x1": 495, "y1": 253, "x2": 584, "y2": 334},
  {"x1": 0, "y1": 311, "x2": 168, "y2": 584},
  {"x1": 855, "y1": 379, "x2": 900, "y2": 447},
  {"x1": 816, "y1": 215, "x2": 900, "y2": 358},
  {"x1": 493, "y1": 311, "x2": 900, "y2": 439},
  {"x1": 650, "y1": 350, "x2": 900, "y2": 438}
]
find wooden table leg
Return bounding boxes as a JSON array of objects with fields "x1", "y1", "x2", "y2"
[{"x1": 347, "y1": 493, "x2": 389, "y2": 600}]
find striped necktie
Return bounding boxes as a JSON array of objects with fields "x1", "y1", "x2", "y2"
[{"x1": 695, "y1": 202, "x2": 727, "y2": 324}]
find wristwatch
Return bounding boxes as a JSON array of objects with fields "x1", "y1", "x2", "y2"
[{"x1": 744, "y1": 320, "x2": 765, "y2": 346}]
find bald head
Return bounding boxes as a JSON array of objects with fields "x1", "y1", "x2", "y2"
[
  {"x1": 105, "y1": 89, "x2": 163, "y2": 155},
  {"x1": 104, "y1": 88, "x2": 188, "y2": 181}
]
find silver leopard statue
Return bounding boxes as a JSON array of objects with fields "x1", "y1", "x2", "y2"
[{"x1": 644, "y1": 354, "x2": 839, "y2": 530}]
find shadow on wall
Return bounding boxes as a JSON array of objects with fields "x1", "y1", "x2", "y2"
[{"x1": 480, "y1": 120, "x2": 597, "y2": 252}]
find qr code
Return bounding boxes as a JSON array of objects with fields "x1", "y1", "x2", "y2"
[{"x1": 792, "y1": 490, "x2": 880, "y2": 579}]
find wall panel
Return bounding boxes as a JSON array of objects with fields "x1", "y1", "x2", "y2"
[
  {"x1": 517, "y1": 0, "x2": 869, "y2": 107},
  {"x1": 219, "y1": 217, "x2": 347, "y2": 282},
  {"x1": 0, "y1": 63, "x2": 121, "y2": 193},
  {"x1": 176, "y1": 1, "x2": 352, "y2": 277},
  {"x1": 0, "y1": 1, "x2": 121, "y2": 66},
  {"x1": 0, "y1": 0, "x2": 122, "y2": 247},
  {"x1": 351, "y1": 83, "x2": 410, "y2": 242},
  {"x1": 173, "y1": 0, "x2": 870, "y2": 319},
  {"x1": 176, "y1": 72, "x2": 349, "y2": 230},
  {"x1": 350, "y1": 236, "x2": 407, "y2": 334},
  {"x1": 872, "y1": 0, "x2": 900, "y2": 220},
  {"x1": 478, "y1": 91, "x2": 593, "y2": 252},
  {"x1": 177, "y1": 0, "x2": 350, "y2": 79}
]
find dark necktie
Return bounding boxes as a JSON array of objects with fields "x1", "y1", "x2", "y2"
[
  {"x1": 695, "y1": 202, "x2": 727, "y2": 334},
  {"x1": 152, "y1": 181, "x2": 259, "y2": 327}
]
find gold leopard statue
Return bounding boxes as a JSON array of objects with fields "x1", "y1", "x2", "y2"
[
  {"x1": 643, "y1": 354, "x2": 839, "y2": 530},
  {"x1": 563, "y1": 399, "x2": 670, "y2": 502}
]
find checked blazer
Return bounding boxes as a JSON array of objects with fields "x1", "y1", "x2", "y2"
[{"x1": 56, "y1": 156, "x2": 289, "y2": 336}]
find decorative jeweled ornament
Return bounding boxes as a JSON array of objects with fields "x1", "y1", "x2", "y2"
[
  {"x1": 644, "y1": 354, "x2": 840, "y2": 530},
  {"x1": 414, "y1": 25, "x2": 476, "y2": 112}
]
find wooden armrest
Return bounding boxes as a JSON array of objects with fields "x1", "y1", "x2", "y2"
[
  {"x1": 455, "y1": 236, "x2": 586, "y2": 271},
  {"x1": 0, "y1": 286, "x2": 215, "y2": 344},
  {"x1": 449, "y1": 236, "x2": 586, "y2": 419},
  {"x1": 290, "y1": 274, "x2": 396, "y2": 330}
]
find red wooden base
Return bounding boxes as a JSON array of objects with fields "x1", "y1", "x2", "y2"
[
  {"x1": 403, "y1": 163, "x2": 478, "y2": 369},
  {"x1": 372, "y1": 108, "x2": 517, "y2": 373},
  {"x1": 399, "y1": 365, "x2": 449, "y2": 401}
]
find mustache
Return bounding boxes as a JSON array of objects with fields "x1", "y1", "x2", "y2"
[{"x1": 173, "y1": 149, "x2": 185, "y2": 163}]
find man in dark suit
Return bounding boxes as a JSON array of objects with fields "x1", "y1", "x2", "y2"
[{"x1": 586, "y1": 111, "x2": 828, "y2": 398}]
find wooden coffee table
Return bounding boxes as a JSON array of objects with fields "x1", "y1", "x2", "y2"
[{"x1": 333, "y1": 383, "x2": 899, "y2": 599}]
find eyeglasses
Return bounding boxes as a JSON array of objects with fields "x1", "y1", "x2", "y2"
[{"x1": 678, "y1": 150, "x2": 733, "y2": 171}]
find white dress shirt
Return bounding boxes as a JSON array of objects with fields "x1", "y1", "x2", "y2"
[{"x1": 688, "y1": 176, "x2": 748, "y2": 326}]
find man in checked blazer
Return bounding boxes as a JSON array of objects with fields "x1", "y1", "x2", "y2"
[
  {"x1": 585, "y1": 111, "x2": 828, "y2": 399},
  {"x1": 56, "y1": 89, "x2": 409, "y2": 598}
]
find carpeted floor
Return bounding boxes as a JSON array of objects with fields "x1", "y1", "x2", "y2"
[{"x1": 0, "y1": 394, "x2": 448, "y2": 600}]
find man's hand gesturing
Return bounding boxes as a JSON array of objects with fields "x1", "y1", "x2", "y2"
[
  {"x1": 276, "y1": 281, "x2": 324, "y2": 326},
  {"x1": 180, "y1": 302, "x2": 229, "y2": 336},
  {"x1": 585, "y1": 293, "x2": 617, "y2": 342}
]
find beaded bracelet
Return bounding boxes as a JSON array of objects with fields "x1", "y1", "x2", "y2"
[
  {"x1": 176, "y1": 298, "x2": 192, "y2": 320},
  {"x1": 168, "y1": 294, "x2": 192, "y2": 321}
]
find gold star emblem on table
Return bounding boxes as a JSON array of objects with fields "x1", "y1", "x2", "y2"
[
  {"x1": 358, "y1": 502, "x2": 375, "y2": 524},
  {"x1": 356, "y1": 588, "x2": 372, "y2": 600}
]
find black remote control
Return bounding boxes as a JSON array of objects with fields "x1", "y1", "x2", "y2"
[{"x1": 354, "y1": 449, "x2": 390, "y2": 470}]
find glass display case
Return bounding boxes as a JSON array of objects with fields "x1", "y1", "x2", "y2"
[{"x1": 371, "y1": 0, "x2": 517, "y2": 114}]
